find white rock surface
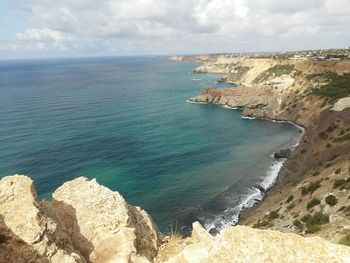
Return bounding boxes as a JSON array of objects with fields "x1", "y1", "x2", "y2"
[
  {"x1": 333, "y1": 97, "x2": 350, "y2": 111},
  {"x1": 164, "y1": 222, "x2": 350, "y2": 263}
]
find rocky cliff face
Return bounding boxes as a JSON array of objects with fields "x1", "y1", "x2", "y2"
[
  {"x1": 1, "y1": 175, "x2": 350, "y2": 262},
  {"x1": 189, "y1": 57, "x2": 350, "y2": 243}
]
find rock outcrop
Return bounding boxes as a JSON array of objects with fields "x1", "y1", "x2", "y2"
[
  {"x1": 2, "y1": 175, "x2": 350, "y2": 262},
  {"x1": 160, "y1": 222, "x2": 350, "y2": 263},
  {"x1": 0, "y1": 175, "x2": 161, "y2": 263},
  {"x1": 274, "y1": 149, "x2": 291, "y2": 159},
  {"x1": 332, "y1": 97, "x2": 350, "y2": 111}
]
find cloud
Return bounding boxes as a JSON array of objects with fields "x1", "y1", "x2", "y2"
[{"x1": 1, "y1": 0, "x2": 350, "y2": 57}]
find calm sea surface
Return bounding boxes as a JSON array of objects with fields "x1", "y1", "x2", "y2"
[{"x1": 0, "y1": 57, "x2": 301, "y2": 232}]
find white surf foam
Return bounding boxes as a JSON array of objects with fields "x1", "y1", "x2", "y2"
[
  {"x1": 222, "y1": 105, "x2": 239, "y2": 110},
  {"x1": 186, "y1": 99, "x2": 208, "y2": 104},
  {"x1": 241, "y1": 116, "x2": 257, "y2": 120},
  {"x1": 204, "y1": 187, "x2": 264, "y2": 231}
]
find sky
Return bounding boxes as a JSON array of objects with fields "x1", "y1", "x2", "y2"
[{"x1": 0, "y1": 0, "x2": 349, "y2": 58}]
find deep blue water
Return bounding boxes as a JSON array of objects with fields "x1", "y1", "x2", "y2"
[{"x1": 0, "y1": 56, "x2": 301, "y2": 232}]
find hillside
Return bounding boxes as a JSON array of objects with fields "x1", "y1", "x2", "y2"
[{"x1": 189, "y1": 57, "x2": 350, "y2": 243}]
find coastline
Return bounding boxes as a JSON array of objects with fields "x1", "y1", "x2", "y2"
[
  {"x1": 186, "y1": 98, "x2": 305, "y2": 229},
  {"x1": 182, "y1": 55, "x2": 350, "y2": 242}
]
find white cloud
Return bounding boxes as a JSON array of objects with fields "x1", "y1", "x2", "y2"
[
  {"x1": 14, "y1": 28, "x2": 72, "y2": 51},
  {"x1": 1, "y1": 0, "x2": 350, "y2": 57},
  {"x1": 16, "y1": 28, "x2": 64, "y2": 43}
]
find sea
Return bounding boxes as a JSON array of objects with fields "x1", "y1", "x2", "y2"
[{"x1": 0, "y1": 56, "x2": 302, "y2": 233}]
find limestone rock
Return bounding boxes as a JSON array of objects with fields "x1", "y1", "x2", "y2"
[
  {"x1": 332, "y1": 97, "x2": 350, "y2": 111},
  {"x1": 51, "y1": 177, "x2": 162, "y2": 263},
  {"x1": 0, "y1": 175, "x2": 84, "y2": 263},
  {"x1": 0, "y1": 175, "x2": 161, "y2": 263},
  {"x1": 164, "y1": 222, "x2": 350, "y2": 263}
]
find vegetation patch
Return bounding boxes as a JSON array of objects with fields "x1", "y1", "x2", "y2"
[
  {"x1": 293, "y1": 219, "x2": 304, "y2": 231},
  {"x1": 326, "y1": 124, "x2": 338, "y2": 133},
  {"x1": 333, "y1": 177, "x2": 350, "y2": 190},
  {"x1": 325, "y1": 195, "x2": 338, "y2": 206},
  {"x1": 312, "y1": 72, "x2": 350, "y2": 100},
  {"x1": 253, "y1": 64, "x2": 295, "y2": 83},
  {"x1": 253, "y1": 220, "x2": 272, "y2": 229},
  {"x1": 333, "y1": 133, "x2": 350, "y2": 143},
  {"x1": 285, "y1": 195, "x2": 294, "y2": 203},
  {"x1": 301, "y1": 180, "x2": 321, "y2": 195},
  {"x1": 268, "y1": 210, "x2": 279, "y2": 220},
  {"x1": 307, "y1": 198, "x2": 321, "y2": 209},
  {"x1": 301, "y1": 212, "x2": 330, "y2": 233},
  {"x1": 287, "y1": 202, "x2": 296, "y2": 210},
  {"x1": 318, "y1": 131, "x2": 328, "y2": 140},
  {"x1": 229, "y1": 66, "x2": 251, "y2": 81},
  {"x1": 339, "y1": 232, "x2": 350, "y2": 247},
  {"x1": 305, "y1": 224, "x2": 321, "y2": 234},
  {"x1": 312, "y1": 171, "x2": 320, "y2": 176}
]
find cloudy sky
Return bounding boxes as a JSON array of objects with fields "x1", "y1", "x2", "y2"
[{"x1": 0, "y1": 0, "x2": 349, "y2": 58}]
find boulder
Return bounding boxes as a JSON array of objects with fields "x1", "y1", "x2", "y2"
[{"x1": 274, "y1": 149, "x2": 291, "y2": 159}]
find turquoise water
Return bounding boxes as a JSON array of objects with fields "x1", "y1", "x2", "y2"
[{"x1": 0, "y1": 57, "x2": 301, "y2": 232}]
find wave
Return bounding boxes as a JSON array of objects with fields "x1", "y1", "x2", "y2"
[
  {"x1": 260, "y1": 159, "x2": 285, "y2": 191},
  {"x1": 221, "y1": 105, "x2": 240, "y2": 110},
  {"x1": 186, "y1": 99, "x2": 208, "y2": 104},
  {"x1": 202, "y1": 159, "x2": 285, "y2": 232},
  {"x1": 191, "y1": 78, "x2": 202, "y2": 81},
  {"x1": 241, "y1": 116, "x2": 257, "y2": 120}
]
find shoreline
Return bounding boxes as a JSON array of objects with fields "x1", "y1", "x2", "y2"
[{"x1": 186, "y1": 99, "x2": 305, "y2": 231}]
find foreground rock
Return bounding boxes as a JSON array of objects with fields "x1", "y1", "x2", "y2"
[
  {"x1": 0, "y1": 175, "x2": 161, "y2": 263},
  {"x1": 160, "y1": 222, "x2": 350, "y2": 263},
  {"x1": 2, "y1": 175, "x2": 350, "y2": 262}
]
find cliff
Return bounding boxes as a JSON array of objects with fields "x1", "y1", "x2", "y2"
[
  {"x1": 2, "y1": 175, "x2": 350, "y2": 263},
  {"x1": 189, "y1": 57, "x2": 350, "y2": 243}
]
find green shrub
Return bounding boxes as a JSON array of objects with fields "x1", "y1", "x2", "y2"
[
  {"x1": 334, "y1": 133, "x2": 350, "y2": 143},
  {"x1": 253, "y1": 220, "x2": 272, "y2": 229},
  {"x1": 301, "y1": 214, "x2": 312, "y2": 223},
  {"x1": 287, "y1": 202, "x2": 295, "y2": 210},
  {"x1": 307, "y1": 198, "x2": 321, "y2": 209},
  {"x1": 339, "y1": 232, "x2": 350, "y2": 247},
  {"x1": 293, "y1": 220, "x2": 304, "y2": 231},
  {"x1": 305, "y1": 224, "x2": 321, "y2": 234},
  {"x1": 268, "y1": 211, "x2": 279, "y2": 220},
  {"x1": 333, "y1": 178, "x2": 350, "y2": 190},
  {"x1": 325, "y1": 195, "x2": 338, "y2": 206},
  {"x1": 286, "y1": 195, "x2": 294, "y2": 203},
  {"x1": 301, "y1": 180, "x2": 321, "y2": 195},
  {"x1": 335, "y1": 168, "x2": 342, "y2": 174},
  {"x1": 301, "y1": 212, "x2": 329, "y2": 226},
  {"x1": 310, "y1": 212, "x2": 330, "y2": 225}
]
